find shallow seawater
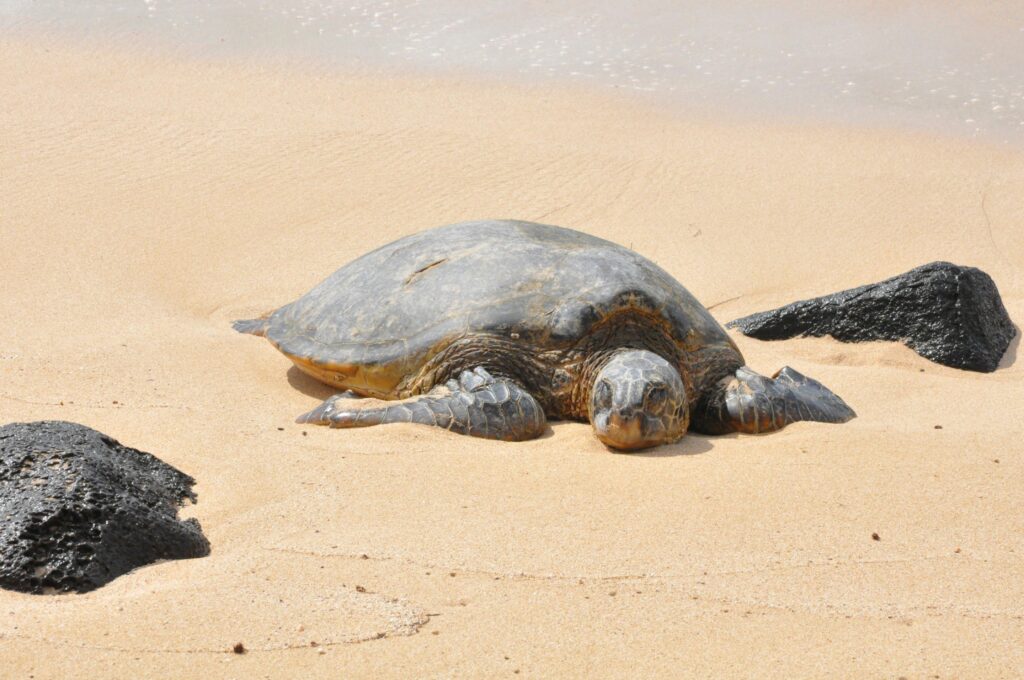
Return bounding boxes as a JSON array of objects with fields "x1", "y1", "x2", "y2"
[{"x1": 2, "y1": 0, "x2": 1024, "y2": 146}]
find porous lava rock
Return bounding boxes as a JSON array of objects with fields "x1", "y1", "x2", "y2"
[
  {"x1": 0, "y1": 421, "x2": 209, "y2": 594},
  {"x1": 728, "y1": 262, "x2": 1015, "y2": 372}
]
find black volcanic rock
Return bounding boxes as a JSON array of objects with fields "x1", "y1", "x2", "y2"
[
  {"x1": 0, "y1": 421, "x2": 209, "y2": 594},
  {"x1": 727, "y1": 262, "x2": 1015, "y2": 372}
]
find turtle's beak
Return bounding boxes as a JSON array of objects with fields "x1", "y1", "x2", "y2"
[{"x1": 592, "y1": 410, "x2": 656, "y2": 451}]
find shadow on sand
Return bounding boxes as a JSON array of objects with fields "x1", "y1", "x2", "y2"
[
  {"x1": 998, "y1": 324, "x2": 1020, "y2": 370},
  {"x1": 616, "y1": 432, "x2": 717, "y2": 458},
  {"x1": 286, "y1": 365, "x2": 337, "y2": 401}
]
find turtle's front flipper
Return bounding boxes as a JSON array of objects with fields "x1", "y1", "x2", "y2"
[
  {"x1": 692, "y1": 366, "x2": 855, "y2": 435},
  {"x1": 296, "y1": 367, "x2": 547, "y2": 442}
]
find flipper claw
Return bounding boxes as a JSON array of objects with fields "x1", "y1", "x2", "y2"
[{"x1": 296, "y1": 397, "x2": 338, "y2": 424}]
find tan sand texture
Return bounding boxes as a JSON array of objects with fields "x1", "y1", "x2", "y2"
[{"x1": 1, "y1": 39, "x2": 1023, "y2": 678}]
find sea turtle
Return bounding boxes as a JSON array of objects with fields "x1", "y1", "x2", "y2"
[{"x1": 234, "y1": 220, "x2": 855, "y2": 450}]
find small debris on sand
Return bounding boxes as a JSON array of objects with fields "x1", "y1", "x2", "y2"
[{"x1": 232, "y1": 642, "x2": 245, "y2": 654}]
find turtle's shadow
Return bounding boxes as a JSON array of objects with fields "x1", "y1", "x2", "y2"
[
  {"x1": 286, "y1": 366, "x2": 336, "y2": 401},
  {"x1": 617, "y1": 433, "x2": 717, "y2": 458}
]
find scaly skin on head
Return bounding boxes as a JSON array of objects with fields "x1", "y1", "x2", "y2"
[{"x1": 587, "y1": 349, "x2": 690, "y2": 450}]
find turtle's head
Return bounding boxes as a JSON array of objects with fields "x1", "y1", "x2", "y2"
[{"x1": 588, "y1": 350, "x2": 689, "y2": 451}]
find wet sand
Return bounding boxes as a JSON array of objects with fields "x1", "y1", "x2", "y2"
[
  {"x1": 4, "y1": 0, "x2": 1024, "y2": 145},
  {"x1": 1, "y1": 37, "x2": 1023, "y2": 678}
]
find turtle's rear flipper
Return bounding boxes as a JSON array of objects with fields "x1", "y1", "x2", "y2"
[
  {"x1": 691, "y1": 366, "x2": 855, "y2": 435},
  {"x1": 296, "y1": 367, "x2": 547, "y2": 442}
]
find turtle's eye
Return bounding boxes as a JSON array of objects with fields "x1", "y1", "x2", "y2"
[
  {"x1": 593, "y1": 380, "x2": 613, "y2": 410},
  {"x1": 645, "y1": 385, "x2": 668, "y2": 412}
]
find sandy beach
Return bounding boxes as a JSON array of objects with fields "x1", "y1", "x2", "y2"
[{"x1": 1, "y1": 27, "x2": 1023, "y2": 679}]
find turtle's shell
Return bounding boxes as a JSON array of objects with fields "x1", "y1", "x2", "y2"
[{"x1": 263, "y1": 220, "x2": 740, "y2": 396}]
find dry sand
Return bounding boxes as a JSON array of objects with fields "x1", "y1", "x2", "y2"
[{"x1": 1, "y1": 38, "x2": 1023, "y2": 678}]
